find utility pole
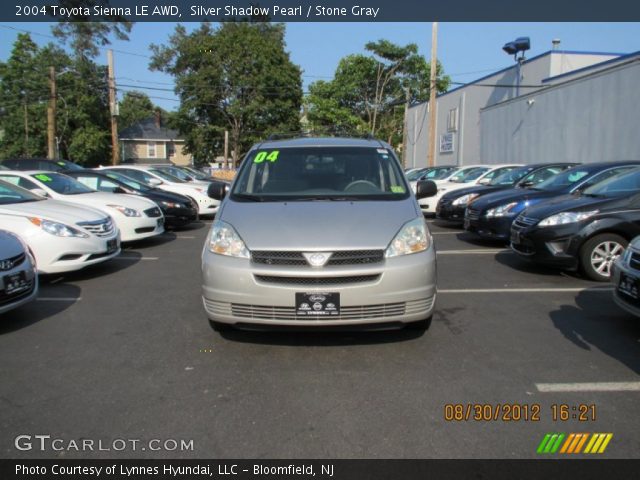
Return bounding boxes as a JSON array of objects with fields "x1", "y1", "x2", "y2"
[
  {"x1": 224, "y1": 130, "x2": 229, "y2": 169},
  {"x1": 23, "y1": 98, "x2": 29, "y2": 156},
  {"x1": 401, "y1": 86, "x2": 410, "y2": 168},
  {"x1": 47, "y1": 66, "x2": 57, "y2": 159},
  {"x1": 427, "y1": 22, "x2": 438, "y2": 167},
  {"x1": 107, "y1": 49, "x2": 120, "y2": 165}
]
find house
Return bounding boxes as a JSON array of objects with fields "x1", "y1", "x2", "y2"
[{"x1": 118, "y1": 111, "x2": 192, "y2": 166}]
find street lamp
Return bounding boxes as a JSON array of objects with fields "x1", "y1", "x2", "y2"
[{"x1": 502, "y1": 37, "x2": 530, "y2": 97}]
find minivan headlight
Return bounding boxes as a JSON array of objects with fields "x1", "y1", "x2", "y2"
[
  {"x1": 452, "y1": 193, "x2": 480, "y2": 206},
  {"x1": 538, "y1": 210, "x2": 598, "y2": 227},
  {"x1": 385, "y1": 217, "x2": 431, "y2": 258},
  {"x1": 208, "y1": 220, "x2": 250, "y2": 258},
  {"x1": 29, "y1": 218, "x2": 89, "y2": 238}
]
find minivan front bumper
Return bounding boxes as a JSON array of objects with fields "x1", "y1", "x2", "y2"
[{"x1": 202, "y1": 248, "x2": 437, "y2": 327}]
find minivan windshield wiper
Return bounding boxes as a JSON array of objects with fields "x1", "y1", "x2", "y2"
[
  {"x1": 232, "y1": 193, "x2": 265, "y2": 202},
  {"x1": 288, "y1": 196, "x2": 353, "y2": 201}
]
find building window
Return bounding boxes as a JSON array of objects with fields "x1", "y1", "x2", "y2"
[
  {"x1": 147, "y1": 142, "x2": 157, "y2": 158},
  {"x1": 167, "y1": 142, "x2": 176, "y2": 158},
  {"x1": 447, "y1": 108, "x2": 458, "y2": 132}
]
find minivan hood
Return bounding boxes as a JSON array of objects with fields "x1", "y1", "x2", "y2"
[
  {"x1": 220, "y1": 199, "x2": 419, "y2": 250},
  {"x1": 0, "y1": 199, "x2": 107, "y2": 223}
]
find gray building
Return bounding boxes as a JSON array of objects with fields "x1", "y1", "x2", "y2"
[
  {"x1": 405, "y1": 49, "x2": 623, "y2": 168},
  {"x1": 480, "y1": 51, "x2": 640, "y2": 165}
]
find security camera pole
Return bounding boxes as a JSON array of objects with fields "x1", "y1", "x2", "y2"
[{"x1": 427, "y1": 22, "x2": 438, "y2": 167}]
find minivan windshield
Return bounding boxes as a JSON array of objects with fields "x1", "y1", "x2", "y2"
[
  {"x1": 583, "y1": 167, "x2": 640, "y2": 198},
  {"x1": 232, "y1": 147, "x2": 409, "y2": 201}
]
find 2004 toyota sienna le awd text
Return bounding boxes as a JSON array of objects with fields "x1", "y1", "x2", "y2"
[{"x1": 201, "y1": 137, "x2": 438, "y2": 331}]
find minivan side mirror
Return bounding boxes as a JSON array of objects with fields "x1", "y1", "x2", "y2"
[
  {"x1": 32, "y1": 188, "x2": 49, "y2": 198},
  {"x1": 415, "y1": 180, "x2": 438, "y2": 199},
  {"x1": 207, "y1": 181, "x2": 229, "y2": 201}
]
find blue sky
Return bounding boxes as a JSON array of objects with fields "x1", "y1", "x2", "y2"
[{"x1": 1, "y1": 22, "x2": 639, "y2": 110}]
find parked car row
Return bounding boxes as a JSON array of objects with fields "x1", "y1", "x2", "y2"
[
  {"x1": 0, "y1": 159, "x2": 222, "y2": 316},
  {"x1": 419, "y1": 161, "x2": 640, "y2": 316}
]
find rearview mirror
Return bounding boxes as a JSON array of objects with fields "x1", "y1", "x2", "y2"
[
  {"x1": 415, "y1": 180, "x2": 438, "y2": 199},
  {"x1": 31, "y1": 188, "x2": 49, "y2": 198},
  {"x1": 207, "y1": 181, "x2": 229, "y2": 201}
]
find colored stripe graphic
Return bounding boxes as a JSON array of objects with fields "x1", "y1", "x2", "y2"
[{"x1": 539, "y1": 433, "x2": 613, "y2": 454}]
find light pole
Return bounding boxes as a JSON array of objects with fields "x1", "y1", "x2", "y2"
[{"x1": 502, "y1": 37, "x2": 530, "y2": 98}]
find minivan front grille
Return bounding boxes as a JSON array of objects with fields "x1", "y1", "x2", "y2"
[
  {"x1": 251, "y1": 250, "x2": 384, "y2": 267},
  {"x1": 225, "y1": 297, "x2": 434, "y2": 321},
  {"x1": 77, "y1": 218, "x2": 115, "y2": 238},
  {"x1": 254, "y1": 274, "x2": 381, "y2": 286}
]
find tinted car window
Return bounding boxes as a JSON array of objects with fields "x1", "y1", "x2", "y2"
[
  {"x1": 575, "y1": 166, "x2": 637, "y2": 191},
  {"x1": 583, "y1": 167, "x2": 640, "y2": 198},
  {"x1": 520, "y1": 167, "x2": 565, "y2": 187},
  {"x1": 233, "y1": 147, "x2": 408, "y2": 200},
  {"x1": 478, "y1": 166, "x2": 517, "y2": 184},
  {"x1": 489, "y1": 165, "x2": 536, "y2": 186}
]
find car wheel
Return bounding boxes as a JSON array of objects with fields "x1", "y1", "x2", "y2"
[
  {"x1": 405, "y1": 315, "x2": 433, "y2": 331},
  {"x1": 579, "y1": 233, "x2": 627, "y2": 281}
]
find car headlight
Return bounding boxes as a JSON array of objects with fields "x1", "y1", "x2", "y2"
[
  {"x1": 160, "y1": 200, "x2": 181, "y2": 209},
  {"x1": 385, "y1": 217, "x2": 431, "y2": 258},
  {"x1": 28, "y1": 217, "x2": 89, "y2": 238},
  {"x1": 538, "y1": 210, "x2": 598, "y2": 227},
  {"x1": 486, "y1": 202, "x2": 519, "y2": 218},
  {"x1": 108, "y1": 205, "x2": 141, "y2": 217},
  {"x1": 208, "y1": 220, "x2": 250, "y2": 258},
  {"x1": 452, "y1": 193, "x2": 480, "y2": 206}
]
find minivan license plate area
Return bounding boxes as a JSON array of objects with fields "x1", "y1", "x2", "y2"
[{"x1": 296, "y1": 292, "x2": 340, "y2": 316}]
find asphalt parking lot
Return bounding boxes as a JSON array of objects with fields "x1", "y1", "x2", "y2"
[{"x1": 1, "y1": 218, "x2": 639, "y2": 459}]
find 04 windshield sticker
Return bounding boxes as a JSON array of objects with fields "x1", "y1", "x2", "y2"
[
  {"x1": 390, "y1": 185, "x2": 405, "y2": 193},
  {"x1": 254, "y1": 150, "x2": 280, "y2": 163},
  {"x1": 34, "y1": 174, "x2": 52, "y2": 182}
]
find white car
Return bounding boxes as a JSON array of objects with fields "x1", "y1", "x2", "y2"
[
  {"x1": 0, "y1": 171, "x2": 164, "y2": 242},
  {"x1": 0, "y1": 180, "x2": 121, "y2": 274},
  {"x1": 418, "y1": 165, "x2": 521, "y2": 214},
  {"x1": 98, "y1": 165, "x2": 219, "y2": 216},
  {"x1": 0, "y1": 229, "x2": 38, "y2": 315}
]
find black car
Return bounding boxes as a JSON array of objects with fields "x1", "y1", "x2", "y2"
[
  {"x1": 464, "y1": 161, "x2": 640, "y2": 241},
  {"x1": 435, "y1": 163, "x2": 577, "y2": 223},
  {"x1": 510, "y1": 166, "x2": 640, "y2": 281},
  {"x1": 65, "y1": 170, "x2": 198, "y2": 229},
  {"x1": 1, "y1": 157, "x2": 83, "y2": 172}
]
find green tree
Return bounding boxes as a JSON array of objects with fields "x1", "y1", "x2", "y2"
[
  {"x1": 118, "y1": 91, "x2": 157, "y2": 130},
  {"x1": 306, "y1": 39, "x2": 450, "y2": 146},
  {"x1": 150, "y1": 21, "x2": 303, "y2": 165},
  {"x1": 51, "y1": 0, "x2": 133, "y2": 59}
]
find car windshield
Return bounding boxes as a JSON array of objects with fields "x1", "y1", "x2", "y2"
[
  {"x1": 0, "y1": 179, "x2": 44, "y2": 204},
  {"x1": 232, "y1": 146, "x2": 409, "y2": 201},
  {"x1": 582, "y1": 167, "x2": 640, "y2": 198},
  {"x1": 31, "y1": 172, "x2": 94, "y2": 195},
  {"x1": 534, "y1": 168, "x2": 593, "y2": 191},
  {"x1": 422, "y1": 167, "x2": 458, "y2": 180},
  {"x1": 488, "y1": 166, "x2": 536, "y2": 186},
  {"x1": 104, "y1": 171, "x2": 152, "y2": 192},
  {"x1": 149, "y1": 168, "x2": 185, "y2": 183},
  {"x1": 182, "y1": 167, "x2": 210, "y2": 180},
  {"x1": 156, "y1": 166, "x2": 192, "y2": 181},
  {"x1": 55, "y1": 159, "x2": 83, "y2": 171},
  {"x1": 449, "y1": 167, "x2": 490, "y2": 183},
  {"x1": 407, "y1": 169, "x2": 429, "y2": 181}
]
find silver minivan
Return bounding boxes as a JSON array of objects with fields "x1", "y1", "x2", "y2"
[{"x1": 201, "y1": 137, "x2": 437, "y2": 331}]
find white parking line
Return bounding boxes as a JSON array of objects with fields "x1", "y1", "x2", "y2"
[
  {"x1": 439, "y1": 287, "x2": 613, "y2": 293},
  {"x1": 113, "y1": 256, "x2": 159, "y2": 261},
  {"x1": 437, "y1": 249, "x2": 508, "y2": 255},
  {"x1": 37, "y1": 297, "x2": 82, "y2": 302},
  {"x1": 536, "y1": 382, "x2": 640, "y2": 392}
]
